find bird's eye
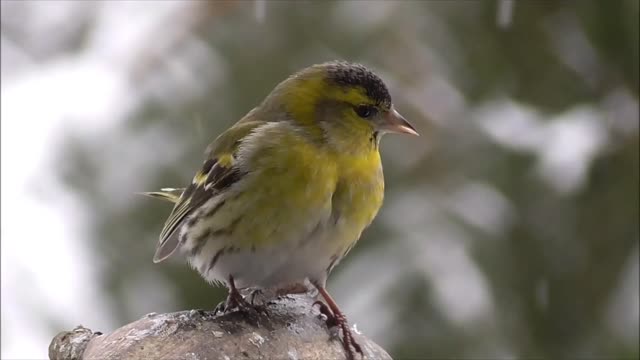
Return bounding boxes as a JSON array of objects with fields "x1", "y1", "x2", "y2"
[{"x1": 354, "y1": 105, "x2": 377, "y2": 118}]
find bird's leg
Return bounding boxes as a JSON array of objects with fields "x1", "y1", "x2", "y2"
[
  {"x1": 313, "y1": 285, "x2": 363, "y2": 360},
  {"x1": 225, "y1": 275, "x2": 250, "y2": 309}
]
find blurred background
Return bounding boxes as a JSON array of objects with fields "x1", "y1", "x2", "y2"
[{"x1": 1, "y1": 1, "x2": 638, "y2": 359}]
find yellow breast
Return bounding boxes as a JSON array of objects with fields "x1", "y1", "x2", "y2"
[
  {"x1": 329, "y1": 149, "x2": 384, "y2": 251},
  {"x1": 210, "y1": 121, "x2": 384, "y2": 258}
]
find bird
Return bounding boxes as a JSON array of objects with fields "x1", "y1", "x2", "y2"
[{"x1": 143, "y1": 61, "x2": 418, "y2": 359}]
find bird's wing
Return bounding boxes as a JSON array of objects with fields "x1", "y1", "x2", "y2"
[{"x1": 153, "y1": 119, "x2": 265, "y2": 263}]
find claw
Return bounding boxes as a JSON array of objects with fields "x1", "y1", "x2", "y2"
[
  {"x1": 313, "y1": 300, "x2": 338, "y2": 328},
  {"x1": 249, "y1": 289, "x2": 263, "y2": 306},
  {"x1": 213, "y1": 300, "x2": 227, "y2": 315},
  {"x1": 214, "y1": 276, "x2": 268, "y2": 316},
  {"x1": 313, "y1": 290, "x2": 364, "y2": 360}
]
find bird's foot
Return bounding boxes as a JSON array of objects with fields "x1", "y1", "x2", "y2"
[
  {"x1": 214, "y1": 279, "x2": 268, "y2": 315},
  {"x1": 313, "y1": 301, "x2": 363, "y2": 360},
  {"x1": 247, "y1": 289, "x2": 270, "y2": 315},
  {"x1": 214, "y1": 290, "x2": 267, "y2": 315}
]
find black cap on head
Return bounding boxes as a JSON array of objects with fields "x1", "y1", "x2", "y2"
[{"x1": 324, "y1": 61, "x2": 392, "y2": 108}]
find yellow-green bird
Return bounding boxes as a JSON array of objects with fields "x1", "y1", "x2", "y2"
[{"x1": 144, "y1": 61, "x2": 418, "y2": 359}]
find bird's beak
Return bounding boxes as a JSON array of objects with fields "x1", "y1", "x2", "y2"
[{"x1": 382, "y1": 107, "x2": 419, "y2": 136}]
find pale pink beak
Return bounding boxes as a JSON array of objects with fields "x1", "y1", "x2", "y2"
[{"x1": 382, "y1": 107, "x2": 419, "y2": 136}]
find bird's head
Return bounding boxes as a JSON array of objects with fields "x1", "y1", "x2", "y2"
[{"x1": 261, "y1": 61, "x2": 418, "y2": 150}]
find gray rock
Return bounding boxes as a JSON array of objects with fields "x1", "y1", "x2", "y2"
[{"x1": 49, "y1": 294, "x2": 392, "y2": 360}]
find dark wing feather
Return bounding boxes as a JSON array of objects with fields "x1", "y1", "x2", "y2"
[{"x1": 153, "y1": 158, "x2": 244, "y2": 263}]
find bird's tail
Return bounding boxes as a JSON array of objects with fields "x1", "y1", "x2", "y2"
[{"x1": 137, "y1": 188, "x2": 185, "y2": 203}]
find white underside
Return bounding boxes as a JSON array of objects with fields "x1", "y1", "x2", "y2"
[{"x1": 187, "y1": 229, "x2": 339, "y2": 289}]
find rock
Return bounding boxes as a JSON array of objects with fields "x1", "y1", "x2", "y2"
[{"x1": 49, "y1": 294, "x2": 392, "y2": 360}]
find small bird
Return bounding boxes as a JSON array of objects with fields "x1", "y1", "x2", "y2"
[{"x1": 144, "y1": 61, "x2": 418, "y2": 359}]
